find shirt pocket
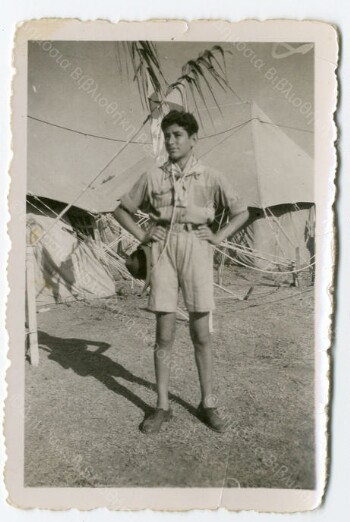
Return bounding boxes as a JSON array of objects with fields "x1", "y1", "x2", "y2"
[{"x1": 151, "y1": 188, "x2": 173, "y2": 209}]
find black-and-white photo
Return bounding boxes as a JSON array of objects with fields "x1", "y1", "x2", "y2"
[{"x1": 23, "y1": 37, "x2": 316, "y2": 492}]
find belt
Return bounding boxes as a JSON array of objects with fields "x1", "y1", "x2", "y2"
[{"x1": 158, "y1": 222, "x2": 202, "y2": 232}]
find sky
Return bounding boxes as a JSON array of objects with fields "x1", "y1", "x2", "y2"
[
  {"x1": 28, "y1": 40, "x2": 314, "y2": 152},
  {"x1": 157, "y1": 42, "x2": 313, "y2": 152}
]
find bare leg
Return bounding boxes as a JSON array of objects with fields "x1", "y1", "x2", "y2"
[
  {"x1": 189, "y1": 312, "x2": 214, "y2": 407},
  {"x1": 154, "y1": 312, "x2": 176, "y2": 410}
]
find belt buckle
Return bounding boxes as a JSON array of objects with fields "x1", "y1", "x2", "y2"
[{"x1": 171, "y1": 223, "x2": 182, "y2": 233}]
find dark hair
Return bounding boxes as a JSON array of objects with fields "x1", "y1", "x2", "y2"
[{"x1": 161, "y1": 110, "x2": 199, "y2": 136}]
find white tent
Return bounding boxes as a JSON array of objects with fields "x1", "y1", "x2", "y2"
[
  {"x1": 27, "y1": 40, "x2": 315, "y2": 303},
  {"x1": 26, "y1": 198, "x2": 116, "y2": 305},
  {"x1": 195, "y1": 102, "x2": 315, "y2": 269}
]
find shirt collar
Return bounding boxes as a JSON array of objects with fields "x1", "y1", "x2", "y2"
[{"x1": 161, "y1": 154, "x2": 205, "y2": 179}]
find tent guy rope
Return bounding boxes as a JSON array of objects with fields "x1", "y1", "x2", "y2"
[{"x1": 29, "y1": 112, "x2": 152, "y2": 247}]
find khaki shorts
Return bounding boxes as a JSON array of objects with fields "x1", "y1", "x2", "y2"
[{"x1": 148, "y1": 229, "x2": 215, "y2": 313}]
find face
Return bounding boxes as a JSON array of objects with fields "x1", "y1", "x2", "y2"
[{"x1": 163, "y1": 123, "x2": 197, "y2": 162}]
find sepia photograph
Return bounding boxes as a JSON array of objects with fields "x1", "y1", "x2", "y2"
[{"x1": 5, "y1": 19, "x2": 337, "y2": 512}]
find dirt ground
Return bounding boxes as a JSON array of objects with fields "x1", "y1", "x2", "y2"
[{"x1": 25, "y1": 265, "x2": 315, "y2": 489}]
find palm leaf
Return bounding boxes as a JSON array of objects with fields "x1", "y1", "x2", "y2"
[
  {"x1": 119, "y1": 42, "x2": 239, "y2": 121},
  {"x1": 140, "y1": 41, "x2": 167, "y2": 83},
  {"x1": 178, "y1": 77, "x2": 206, "y2": 128},
  {"x1": 201, "y1": 48, "x2": 243, "y2": 102},
  {"x1": 166, "y1": 83, "x2": 188, "y2": 111},
  {"x1": 197, "y1": 55, "x2": 229, "y2": 93},
  {"x1": 178, "y1": 61, "x2": 221, "y2": 121},
  {"x1": 207, "y1": 46, "x2": 228, "y2": 80},
  {"x1": 117, "y1": 41, "x2": 167, "y2": 113},
  {"x1": 165, "y1": 44, "x2": 238, "y2": 127},
  {"x1": 123, "y1": 42, "x2": 144, "y2": 110}
]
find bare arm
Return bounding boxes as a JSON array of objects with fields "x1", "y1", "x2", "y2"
[
  {"x1": 195, "y1": 210, "x2": 250, "y2": 246},
  {"x1": 113, "y1": 206, "x2": 166, "y2": 244},
  {"x1": 214, "y1": 209, "x2": 250, "y2": 244},
  {"x1": 113, "y1": 206, "x2": 147, "y2": 242}
]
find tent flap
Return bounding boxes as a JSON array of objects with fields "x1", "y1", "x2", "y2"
[{"x1": 27, "y1": 211, "x2": 115, "y2": 305}]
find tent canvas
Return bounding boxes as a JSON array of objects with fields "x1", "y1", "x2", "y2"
[
  {"x1": 28, "y1": 101, "x2": 315, "y2": 273},
  {"x1": 196, "y1": 102, "x2": 313, "y2": 207},
  {"x1": 27, "y1": 118, "x2": 157, "y2": 213},
  {"x1": 194, "y1": 102, "x2": 315, "y2": 269},
  {"x1": 147, "y1": 100, "x2": 315, "y2": 269},
  {"x1": 27, "y1": 40, "x2": 314, "y2": 289},
  {"x1": 26, "y1": 198, "x2": 116, "y2": 305}
]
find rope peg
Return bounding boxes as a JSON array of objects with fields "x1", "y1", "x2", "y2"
[{"x1": 243, "y1": 286, "x2": 254, "y2": 301}]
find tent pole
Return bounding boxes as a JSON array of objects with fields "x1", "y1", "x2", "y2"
[
  {"x1": 26, "y1": 246, "x2": 39, "y2": 366},
  {"x1": 209, "y1": 310, "x2": 213, "y2": 333},
  {"x1": 217, "y1": 246, "x2": 225, "y2": 286},
  {"x1": 292, "y1": 247, "x2": 300, "y2": 287}
]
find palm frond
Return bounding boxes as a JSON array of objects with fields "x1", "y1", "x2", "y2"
[
  {"x1": 197, "y1": 55, "x2": 229, "y2": 93},
  {"x1": 170, "y1": 78, "x2": 206, "y2": 128},
  {"x1": 183, "y1": 60, "x2": 223, "y2": 117},
  {"x1": 185, "y1": 79, "x2": 206, "y2": 128},
  {"x1": 116, "y1": 41, "x2": 167, "y2": 113},
  {"x1": 166, "y1": 45, "x2": 238, "y2": 127},
  {"x1": 117, "y1": 42, "x2": 239, "y2": 123},
  {"x1": 206, "y1": 46, "x2": 228, "y2": 81}
]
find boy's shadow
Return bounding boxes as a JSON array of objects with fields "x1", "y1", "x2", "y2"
[{"x1": 38, "y1": 331, "x2": 198, "y2": 425}]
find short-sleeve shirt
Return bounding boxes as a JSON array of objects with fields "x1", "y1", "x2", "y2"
[{"x1": 118, "y1": 155, "x2": 247, "y2": 225}]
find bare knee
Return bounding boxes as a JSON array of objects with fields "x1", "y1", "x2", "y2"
[
  {"x1": 156, "y1": 332, "x2": 175, "y2": 348},
  {"x1": 190, "y1": 330, "x2": 210, "y2": 349},
  {"x1": 189, "y1": 312, "x2": 210, "y2": 349}
]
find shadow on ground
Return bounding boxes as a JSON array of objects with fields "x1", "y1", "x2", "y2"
[{"x1": 38, "y1": 330, "x2": 199, "y2": 420}]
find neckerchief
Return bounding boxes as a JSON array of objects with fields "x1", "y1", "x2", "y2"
[
  {"x1": 161, "y1": 155, "x2": 200, "y2": 208},
  {"x1": 161, "y1": 154, "x2": 202, "y2": 179}
]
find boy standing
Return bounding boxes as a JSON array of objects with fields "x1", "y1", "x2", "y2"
[{"x1": 113, "y1": 111, "x2": 249, "y2": 434}]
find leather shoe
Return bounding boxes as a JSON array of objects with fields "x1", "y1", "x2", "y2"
[
  {"x1": 140, "y1": 407, "x2": 173, "y2": 434},
  {"x1": 197, "y1": 403, "x2": 228, "y2": 433}
]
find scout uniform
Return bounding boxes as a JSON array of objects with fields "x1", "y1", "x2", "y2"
[{"x1": 119, "y1": 154, "x2": 247, "y2": 313}]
